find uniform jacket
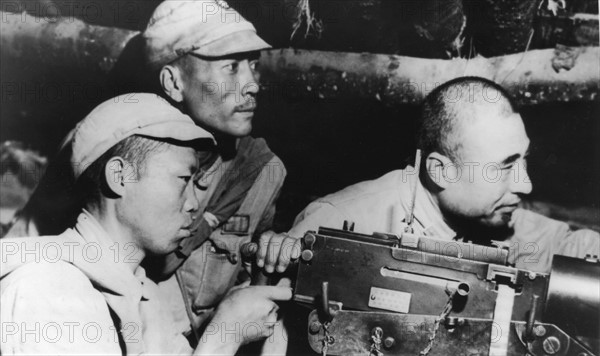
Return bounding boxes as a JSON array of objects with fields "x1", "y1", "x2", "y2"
[{"x1": 289, "y1": 168, "x2": 599, "y2": 273}]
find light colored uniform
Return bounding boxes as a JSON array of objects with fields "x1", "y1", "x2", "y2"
[
  {"x1": 158, "y1": 152, "x2": 287, "y2": 340},
  {"x1": 1, "y1": 211, "x2": 192, "y2": 355},
  {"x1": 289, "y1": 168, "x2": 600, "y2": 273}
]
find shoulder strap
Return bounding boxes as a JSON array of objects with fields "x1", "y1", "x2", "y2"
[{"x1": 151, "y1": 137, "x2": 275, "y2": 280}]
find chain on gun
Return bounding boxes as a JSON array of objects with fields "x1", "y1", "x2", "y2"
[
  {"x1": 321, "y1": 321, "x2": 334, "y2": 356},
  {"x1": 418, "y1": 289, "x2": 456, "y2": 356},
  {"x1": 369, "y1": 327, "x2": 383, "y2": 356}
]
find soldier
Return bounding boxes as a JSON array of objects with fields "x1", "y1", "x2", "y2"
[
  {"x1": 142, "y1": 0, "x2": 300, "y2": 345},
  {"x1": 1, "y1": 94, "x2": 292, "y2": 355},
  {"x1": 289, "y1": 77, "x2": 599, "y2": 273}
]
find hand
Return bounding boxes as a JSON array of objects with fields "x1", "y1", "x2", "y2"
[
  {"x1": 256, "y1": 231, "x2": 301, "y2": 273},
  {"x1": 204, "y1": 283, "x2": 292, "y2": 348}
]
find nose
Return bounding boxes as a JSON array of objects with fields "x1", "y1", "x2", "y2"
[
  {"x1": 510, "y1": 160, "x2": 533, "y2": 195},
  {"x1": 240, "y1": 60, "x2": 260, "y2": 97},
  {"x1": 183, "y1": 183, "x2": 200, "y2": 213}
]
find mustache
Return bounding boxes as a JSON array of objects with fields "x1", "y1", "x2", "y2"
[{"x1": 499, "y1": 200, "x2": 521, "y2": 208}]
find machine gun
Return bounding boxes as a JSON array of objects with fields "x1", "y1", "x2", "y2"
[{"x1": 291, "y1": 226, "x2": 600, "y2": 356}]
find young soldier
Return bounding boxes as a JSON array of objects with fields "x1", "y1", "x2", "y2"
[{"x1": 1, "y1": 94, "x2": 291, "y2": 355}]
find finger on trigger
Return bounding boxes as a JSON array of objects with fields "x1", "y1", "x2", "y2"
[
  {"x1": 276, "y1": 277, "x2": 292, "y2": 288},
  {"x1": 259, "y1": 286, "x2": 293, "y2": 301}
]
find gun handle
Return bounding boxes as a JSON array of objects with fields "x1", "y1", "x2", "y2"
[{"x1": 240, "y1": 242, "x2": 271, "y2": 286}]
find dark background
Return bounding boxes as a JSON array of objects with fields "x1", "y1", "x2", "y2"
[
  {"x1": 0, "y1": 1, "x2": 598, "y2": 354},
  {"x1": 1, "y1": 0, "x2": 599, "y2": 231}
]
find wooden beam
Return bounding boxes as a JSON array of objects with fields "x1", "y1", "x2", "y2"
[
  {"x1": 259, "y1": 48, "x2": 600, "y2": 105},
  {"x1": 537, "y1": 13, "x2": 600, "y2": 47},
  {"x1": 0, "y1": 10, "x2": 136, "y2": 73},
  {"x1": 2, "y1": 11, "x2": 598, "y2": 105}
]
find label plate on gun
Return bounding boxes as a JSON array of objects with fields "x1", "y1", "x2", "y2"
[{"x1": 368, "y1": 287, "x2": 411, "y2": 313}]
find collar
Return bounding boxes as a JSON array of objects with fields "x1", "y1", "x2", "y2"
[
  {"x1": 72, "y1": 210, "x2": 153, "y2": 301},
  {"x1": 398, "y1": 167, "x2": 457, "y2": 240}
]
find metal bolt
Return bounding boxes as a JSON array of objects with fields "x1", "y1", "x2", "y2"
[
  {"x1": 542, "y1": 336, "x2": 561, "y2": 354},
  {"x1": 533, "y1": 325, "x2": 546, "y2": 337},
  {"x1": 445, "y1": 316, "x2": 464, "y2": 329},
  {"x1": 457, "y1": 283, "x2": 470, "y2": 296},
  {"x1": 528, "y1": 272, "x2": 537, "y2": 280},
  {"x1": 383, "y1": 337, "x2": 395, "y2": 349},
  {"x1": 371, "y1": 327, "x2": 383, "y2": 338},
  {"x1": 301, "y1": 250, "x2": 314, "y2": 262},
  {"x1": 309, "y1": 322, "x2": 321, "y2": 334}
]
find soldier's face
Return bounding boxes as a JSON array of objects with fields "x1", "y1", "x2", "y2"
[
  {"x1": 437, "y1": 110, "x2": 533, "y2": 228},
  {"x1": 120, "y1": 144, "x2": 203, "y2": 255},
  {"x1": 180, "y1": 52, "x2": 261, "y2": 137}
]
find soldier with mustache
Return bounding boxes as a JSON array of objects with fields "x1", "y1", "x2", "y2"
[{"x1": 142, "y1": 0, "x2": 300, "y2": 348}]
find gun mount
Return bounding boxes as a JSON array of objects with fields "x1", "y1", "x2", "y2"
[{"x1": 293, "y1": 227, "x2": 600, "y2": 356}]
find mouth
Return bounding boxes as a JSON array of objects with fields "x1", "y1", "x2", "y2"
[
  {"x1": 179, "y1": 222, "x2": 194, "y2": 237},
  {"x1": 235, "y1": 102, "x2": 257, "y2": 113},
  {"x1": 495, "y1": 202, "x2": 519, "y2": 213}
]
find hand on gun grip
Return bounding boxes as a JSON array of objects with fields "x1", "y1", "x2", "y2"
[
  {"x1": 212, "y1": 282, "x2": 292, "y2": 344},
  {"x1": 256, "y1": 231, "x2": 302, "y2": 273},
  {"x1": 240, "y1": 231, "x2": 301, "y2": 285}
]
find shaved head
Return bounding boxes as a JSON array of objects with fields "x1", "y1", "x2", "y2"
[
  {"x1": 417, "y1": 77, "x2": 532, "y2": 230},
  {"x1": 418, "y1": 77, "x2": 517, "y2": 162}
]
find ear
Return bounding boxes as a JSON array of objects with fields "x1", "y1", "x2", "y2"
[
  {"x1": 424, "y1": 152, "x2": 456, "y2": 189},
  {"x1": 159, "y1": 65, "x2": 185, "y2": 103},
  {"x1": 104, "y1": 157, "x2": 130, "y2": 197}
]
